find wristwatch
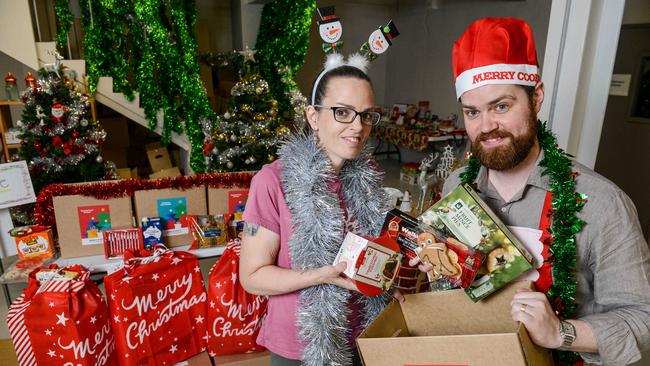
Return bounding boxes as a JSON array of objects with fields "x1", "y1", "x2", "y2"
[{"x1": 558, "y1": 320, "x2": 576, "y2": 351}]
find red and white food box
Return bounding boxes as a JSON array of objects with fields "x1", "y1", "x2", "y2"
[{"x1": 333, "y1": 232, "x2": 402, "y2": 296}]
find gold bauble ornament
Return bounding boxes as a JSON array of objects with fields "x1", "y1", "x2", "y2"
[
  {"x1": 253, "y1": 113, "x2": 265, "y2": 121},
  {"x1": 241, "y1": 104, "x2": 252, "y2": 113}
]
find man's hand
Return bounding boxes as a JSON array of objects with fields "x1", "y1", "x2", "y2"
[
  {"x1": 312, "y1": 262, "x2": 359, "y2": 292},
  {"x1": 510, "y1": 288, "x2": 563, "y2": 349}
]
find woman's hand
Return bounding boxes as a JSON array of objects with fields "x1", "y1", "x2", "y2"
[{"x1": 312, "y1": 261, "x2": 359, "y2": 292}]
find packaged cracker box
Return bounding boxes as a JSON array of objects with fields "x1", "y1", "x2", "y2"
[{"x1": 419, "y1": 183, "x2": 533, "y2": 302}]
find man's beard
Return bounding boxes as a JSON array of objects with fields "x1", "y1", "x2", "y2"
[{"x1": 471, "y1": 113, "x2": 538, "y2": 171}]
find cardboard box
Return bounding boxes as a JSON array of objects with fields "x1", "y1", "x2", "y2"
[
  {"x1": 213, "y1": 351, "x2": 270, "y2": 366},
  {"x1": 207, "y1": 186, "x2": 249, "y2": 217},
  {"x1": 149, "y1": 166, "x2": 182, "y2": 179},
  {"x1": 53, "y1": 194, "x2": 134, "y2": 258},
  {"x1": 146, "y1": 142, "x2": 173, "y2": 172},
  {"x1": 357, "y1": 282, "x2": 553, "y2": 366},
  {"x1": 133, "y1": 186, "x2": 207, "y2": 247},
  {"x1": 101, "y1": 116, "x2": 130, "y2": 148},
  {"x1": 116, "y1": 167, "x2": 138, "y2": 179},
  {"x1": 173, "y1": 351, "x2": 212, "y2": 366}
]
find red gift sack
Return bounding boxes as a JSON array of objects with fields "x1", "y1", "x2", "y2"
[
  {"x1": 7, "y1": 264, "x2": 118, "y2": 366},
  {"x1": 207, "y1": 240, "x2": 267, "y2": 356},
  {"x1": 104, "y1": 246, "x2": 208, "y2": 365}
]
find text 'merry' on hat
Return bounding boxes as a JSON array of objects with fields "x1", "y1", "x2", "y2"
[{"x1": 452, "y1": 17, "x2": 540, "y2": 98}]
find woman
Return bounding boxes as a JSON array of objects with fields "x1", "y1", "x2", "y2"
[{"x1": 239, "y1": 62, "x2": 391, "y2": 366}]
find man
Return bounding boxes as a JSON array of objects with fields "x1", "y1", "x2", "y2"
[{"x1": 439, "y1": 18, "x2": 650, "y2": 365}]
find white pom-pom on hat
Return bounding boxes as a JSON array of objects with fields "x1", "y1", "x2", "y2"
[
  {"x1": 346, "y1": 53, "x2": 369, "y2": 73},
  {"x1": 324, "y1": 52, "x2": 345, "y2": 72}
]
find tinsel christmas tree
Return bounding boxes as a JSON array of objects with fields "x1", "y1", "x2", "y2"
[
  {"x1": 202, "y1": 49, "x2": 292, "y2": 172},
  {"x1": 17, "y1": 62, "x2": 117, "y2": 195}
]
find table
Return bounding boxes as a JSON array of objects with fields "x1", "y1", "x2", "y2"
[
  {"x1": 54, "y1": 244, "x2": 226, "y2": 274},
  {"x1": 373, "y1": 124, "x2": 467, "y2": 161}
]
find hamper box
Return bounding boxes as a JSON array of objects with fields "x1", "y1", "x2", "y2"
[
  {"x1": 133, "y1": 186, "x2": 207, "y2": 247},
  {"x1": 53, "y1": 194, "x2": 133, "y2": 258},
  {"x1": 357, "y1": 281, "x2": 552, "y2": 366},
  {"x1": 207, "y1": 186, "x2": 249, "y2": 218}
]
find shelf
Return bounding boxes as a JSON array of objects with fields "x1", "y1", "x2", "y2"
[
  {"x1": 6, "y1": 144, "x2": 20, "y2": 150},
  {"x1": 0, "y1": 100, "x2": 23, "y2": 106},
  {"x1": 54, "y1": 244, "x2": 226, "y2": 274}
]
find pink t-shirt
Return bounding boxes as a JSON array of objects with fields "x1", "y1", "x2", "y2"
[{"x1": 242, "y1": 160, "x2": 363, "y2": 360}]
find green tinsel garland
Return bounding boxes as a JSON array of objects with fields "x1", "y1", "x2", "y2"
[
  {"x1": 54, "y1": 0, "x2": 74, "y2": 48},
  {"x1": 255, "y1": 0, "x2": 315, "y2": 117},
  {"x1": 68, "y1": 0, "x2": 213, "y2": 172},
  {"x1": 461, "y1": 121, "x2": 586, "y2": 364}
]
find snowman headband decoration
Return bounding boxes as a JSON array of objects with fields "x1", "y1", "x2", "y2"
[{"x1": 312, "y1": 8, "x2": 400, "y2": 105}]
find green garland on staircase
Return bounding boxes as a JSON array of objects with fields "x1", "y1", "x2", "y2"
[
  {"x1": 461, "y1": 121, "x2": 586, "y2": 364},
  {"x1": 255, "y1": 0, "x2": 316, "y2": 117},
  {"x1": 59, "y1": 0, "x2": 214, "y2": 173},
  {"x1": 53, "y1": 0, "x2": 74, "y2": 48}
]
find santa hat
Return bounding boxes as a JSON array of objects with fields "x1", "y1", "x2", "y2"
[{"x1": 452, "y1": 17, "x2": 539, "y2": 98}]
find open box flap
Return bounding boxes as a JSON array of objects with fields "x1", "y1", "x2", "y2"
[
  {"x1": 399, "y1": 281, "x2": 532, "y2": 336},
  {"x1": 517, "y1": 323, "x2": 554, "y2": 365}
]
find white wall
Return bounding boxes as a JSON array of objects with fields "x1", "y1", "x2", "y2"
[
  {"x1": 383, "y1": 0, "x2": 552, "y2": 121},
  {"x1": 295, "y1": 1, "x2": 392, "y2": 104},
  {"x1": 0, "y1": 0, "x2": 39, "y2": 70}
]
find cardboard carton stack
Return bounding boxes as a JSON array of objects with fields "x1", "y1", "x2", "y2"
[{"x1": 146, "y1": 142, "x2": 182, "y2": 178}]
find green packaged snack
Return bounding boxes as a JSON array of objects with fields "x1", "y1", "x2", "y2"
[{"x1": 419, "y1": 183, "x2": 533, "y2": 302}]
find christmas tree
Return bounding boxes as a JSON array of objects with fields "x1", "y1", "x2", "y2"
[
  {"x1": 202, "y1": 49, "x2": 291, "y2": 172},
  {"x1": 17, "y1": 59, "x2": 117, "y2": 194}
]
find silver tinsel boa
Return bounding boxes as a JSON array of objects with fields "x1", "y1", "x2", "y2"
[{"x1": 278, "y1": 132, "x2": 391, "y2": 365}]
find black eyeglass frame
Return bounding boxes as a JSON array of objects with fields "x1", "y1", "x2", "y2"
[{"x1": 313, "y1": 105, "x2": 381, "y2": 126}]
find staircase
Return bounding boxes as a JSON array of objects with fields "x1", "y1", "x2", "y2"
[{"x1": 0, "y1": 1, "x2": 191, "y2": 170}]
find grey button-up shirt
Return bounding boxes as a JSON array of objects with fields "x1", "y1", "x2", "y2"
[{"x1": 443, "y1": 151, "x2": 650, "y2": 365}]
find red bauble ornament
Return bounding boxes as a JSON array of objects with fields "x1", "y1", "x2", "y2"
[
  {"x1": 52, "y1": 136, "x2": 63, "y2": 147},
  {"x1": 72, "y1": 131, "x2": 79, "y2": 138},
  {"x1": 63, "y1": 147, "x2": 71, "y2": 156},
  {"x1": 34, "y1": 142, "x2": 41, "y2": 149}
]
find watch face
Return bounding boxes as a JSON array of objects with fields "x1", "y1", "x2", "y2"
[{"x1": 560, "y1": 320, "x2": 576, "y2": 347}]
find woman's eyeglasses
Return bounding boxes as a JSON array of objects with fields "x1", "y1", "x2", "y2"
[{"x1": 314, "y1": 105, "x2": 381, "y2": 126}]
